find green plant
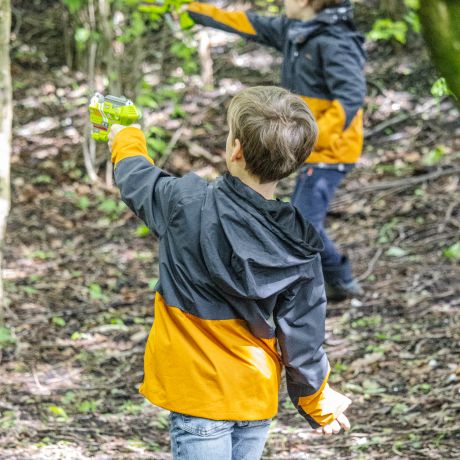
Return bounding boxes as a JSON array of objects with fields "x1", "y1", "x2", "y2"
[
  {"x1": 423, "y1": 145, "x2": 445, "y2": 166},
  {"x1": 443, "y1": 242, "x2": 460, "y2": 260},
  {"x1": 368, "y1": 0, "x2": 420, "y2": 44},
  {"x1": 431, "y1": 78, "x2": 454, "y2": 99},
  {"x1": 0, "y1": 327, "x2": 16, "y2": 348},
  {"x1": 51, "y1": 316, "x2": 66, "y2": 327},
  {"x1": 368, "y1": 19, "x2": 408, "y2": 44},
  {"x1": 88, "y1": 283, "x2": 108, "y2": 301},
  {"x1": 135, "y1": 224, "x2": 150, "y2": 237},
  {"x1": 48, "y1": 405, "x2": 69, "y2": 422}
]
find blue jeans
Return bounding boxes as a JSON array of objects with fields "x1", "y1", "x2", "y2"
[
  {"x1": 169, "y1": 412, "x2": 271, "y2": 460},
  {"x1": 292, "y1": 166, "x2": 352, "y2": 282}
]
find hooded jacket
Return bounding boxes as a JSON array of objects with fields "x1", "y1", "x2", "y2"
[
  {"x1": 187, "y1": 1, "x2": 366, "y2": 165},
  {"x1": 111, "y1": 127, "x2": 350, "y2": 427}
]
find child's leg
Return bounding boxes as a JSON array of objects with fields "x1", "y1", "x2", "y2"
[
  {"x1": 291, "y1": 166, "x2": 361, "y2": 298},
  {"x1": 291, "y1": 166, "x2": 346, "y2": 268},
  {"x1": 231, "y1": 419, "x2": 271, "y2": 460},
  {"x1": 169, "y1": 412, "x2": 233, "y2": 460}
]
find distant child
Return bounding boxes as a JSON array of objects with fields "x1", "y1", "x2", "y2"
[
  {"x1": 108, "y1": 86, "x2": 351, "y2": 460},
  {"x1": 185, "y1": 0, "x2": 367, "y2": 300}
]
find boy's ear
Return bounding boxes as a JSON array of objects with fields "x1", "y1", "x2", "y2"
[{"x1": 230, "y1": 138, "x2": 244, "y2": 162}]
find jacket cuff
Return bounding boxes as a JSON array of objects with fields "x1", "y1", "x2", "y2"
[
  {"x1": 299, "y1": 383, "x2": 351, "y2": 427},
  {"x1": 111, "y1": 127, "x2": 153, "y2": 166}
]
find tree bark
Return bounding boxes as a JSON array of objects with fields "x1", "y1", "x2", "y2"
[
  {"x1": 0, "y1": 0, "x2": 12, "y2": 320},
  {"x1": 419, "y1": 0, "x2": 460, "y2": 103}
]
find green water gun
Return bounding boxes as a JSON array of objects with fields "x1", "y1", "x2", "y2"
[{"x1": 89, "y1": 92, "x2": 142, "y2": 142}]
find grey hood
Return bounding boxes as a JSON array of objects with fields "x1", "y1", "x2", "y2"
[{"x1": 200, "y1": 173, "x2": 323, "y2": 300}]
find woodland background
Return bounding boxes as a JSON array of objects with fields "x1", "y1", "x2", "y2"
[{"x1": 0, "y1": 0, "x2": 459, "y2": 459}]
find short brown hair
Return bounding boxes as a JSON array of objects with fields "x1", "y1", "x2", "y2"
[
  {"x1": 227, "y1": 86, "x2": 317, "y2": 184},
  {"x1": 310, "y1": 0, "x2": 344, "y2": 12}
]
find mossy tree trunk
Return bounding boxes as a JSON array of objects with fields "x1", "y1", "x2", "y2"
[
  {"x1": 419, "y1": 0, "x2": 460, "y2": 103},
  {"x1": 0, "y1": 0, "x2": 12, "y2": 320}
]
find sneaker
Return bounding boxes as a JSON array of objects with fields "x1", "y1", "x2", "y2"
[{"x1": 326, "y1": 278, "x2": 363, "y2": 301}]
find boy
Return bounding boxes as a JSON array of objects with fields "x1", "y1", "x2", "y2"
[
  {"x1": 108, "y1": 86, "x2": 351, "y2": 460},
  {"x1": 185, "y1": 0, "x2": 367, "y2": 300}
]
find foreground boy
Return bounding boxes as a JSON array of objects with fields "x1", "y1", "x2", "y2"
[
  {"x1": 185, "y1": 0, "x2": 367, "y2": 300},
  {"x1": 108, "y1": 86, "x2": 351, "y2": 459}
]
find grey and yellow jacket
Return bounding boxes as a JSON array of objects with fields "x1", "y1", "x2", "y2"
[
  {"x1": 112, "y1": 127, "x2": 351, "y2": 427},
  {"x1": 187, "y1": 1, "x2": 366, "y2": 165}
]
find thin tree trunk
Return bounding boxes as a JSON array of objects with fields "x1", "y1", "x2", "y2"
[
  {"x1": 0, "y1": 0, "x2": 12, "y2": 320},
  {"x1": 83, "y1": 0, "x2": 99, "y2": 183},
  {"x1": 419, "y1": 0, "x2": 460, "y2": 103}
]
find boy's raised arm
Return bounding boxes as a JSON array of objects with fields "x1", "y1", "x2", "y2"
[
  {"x1": 187, "y1": 2, "x2": 287, "y2": 51},
  {"x1": 274, "y1": 254, "x2": 351, "y2": 429},
  {"x1": 109, "y1": 125, "x2": 178, "y2": 237}
]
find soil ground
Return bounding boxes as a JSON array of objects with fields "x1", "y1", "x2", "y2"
[{"x1": 1, "y1": 3, "x2": 459, "y2": 459}]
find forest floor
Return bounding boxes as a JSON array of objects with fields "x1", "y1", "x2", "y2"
[{"x1": 1, "y1": 4, "x2": 460, "y2": 460}]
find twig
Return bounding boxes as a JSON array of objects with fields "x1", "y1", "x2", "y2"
[
  {"x1": 356, "y1": 247, "x2": 383, "y2": 282},
  {"x1": 365, "y1": 98, "x2": 442, "y2": 139},
  {"x1": 183, "y1": 139, "x2": 223, "y2": 165},
  {"x1": 333, "y1": 166, "x2": 460, "y2": 209},
  {"x1": 157, "y1": 126, "x2": 186, "y2": 168}
]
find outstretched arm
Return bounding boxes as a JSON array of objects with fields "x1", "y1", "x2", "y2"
[
  {"x1": 275, "y1": 254, "x2": 351, "y2": 431},
  {"x1": 187, "y1": 2, "x2": 287, "y2": 51},
  {"x1": 108, "y1": 124, "x2": 178, "y2": 237}
]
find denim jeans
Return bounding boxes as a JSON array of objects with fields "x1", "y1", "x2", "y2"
[
  {"x1": 169, "y1": 412, "x2": 271, "y2": 460},
  {"x1": 291, "y1": 166, "x2": 347, "y2": 272}
]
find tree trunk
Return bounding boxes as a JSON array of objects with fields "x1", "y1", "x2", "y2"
[
  {"x1": 0, "y1": 0, "x2": 12, "y2": 320},
  {"x1": 419, "y1": 0, "x2": 460, "y2": 103}
]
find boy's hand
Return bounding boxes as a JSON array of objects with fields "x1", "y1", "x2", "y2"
[
  {"x1": 314, "y1": 413, "x2": 350, "y2": 436},
  {"x1": 108, "y1": 123, "x2": 141, "y2": 153}
]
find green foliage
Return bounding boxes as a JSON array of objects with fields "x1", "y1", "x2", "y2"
[
  {"x1": 62, "y1": 0, "x2": 85, "y2": 14},
  {"x1": 51, "y1": 316, "x2": 66, "y2": 327},
  {"x1": 0, "y1": 411, "x2": 17, "y2": 430},
  {"x1": 378, "y1": 218, "x2": 399, "y2": 244},
  {"x1": 0, "y1": 327, "x2": 16, "y2": 348},
  {"x1": 48, "y1": 405, "x2": 69, "y2": 422},
  {"x1": 368, "y1": 19, "x2": 408, "y2": 44},
  {"x1": 97, "y1": 197, "x2": 126, "y2": 218},
  {"x1": 78, "y1": 400, "x2": 99, "y2": 413},
  {"x1": 423, "y1": 145, "x2": 445, "y2": 166},
  {"x1": 120, "y1": 400, "x2": 144, "y2": 414},
  {"x1": 443, "y1": 242, "x2": 460, "y2": 260},
  {"x1": 148, "y1": 278, "x2": 159, "y2": 289},
  {"x1": 33, "y1": 174, "x2": 53, "y2": 185},
  {"x1": 118, "y1": 11, "x2": 147, "y2": 44},
  {"x1": 88, "y1": 283, "x2": 108, "y2": 301},
  {"x1": 170, "y1": 42, "x2": 198, "y2": 74},
  {"x1": 368, "y1": 0, "x2": 420, "y2": 44},
  {"x1": 75, "y1": 28, "x2": 91, "y2": 51},
  {"x1": 147, "y1": 126, "x2": 169, "y2": 159},
  {"x1": 135, "y1": 224, "x2": 150, "y2": 237},
  {"x1": 77, "y1": 196, "x2": 91, "y2": 210},
  {"x1": 30, "y1": 250, "x2": 55, "y2": 260},
  {"x1": 431, "y1": 78, "x2": 454, "y2": 99}
]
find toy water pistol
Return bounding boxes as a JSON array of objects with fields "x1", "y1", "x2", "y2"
[{"x1": 89, "y1": 92, "x2": 142, "y2": 142}]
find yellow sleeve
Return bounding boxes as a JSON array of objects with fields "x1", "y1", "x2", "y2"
[{"x1": 111, "y1": 127, "x2": 154, "y2": 167}]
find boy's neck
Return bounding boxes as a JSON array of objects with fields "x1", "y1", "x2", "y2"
[
  {"x1": 299, "y1": 6, "x2": 317, "y2": 21},
  {"x1": 233, "y1": 171, "x2": 277, "y2": 201},
  {"x1": 296, "y1": 7, "x2": 316, "y2": 21}
]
